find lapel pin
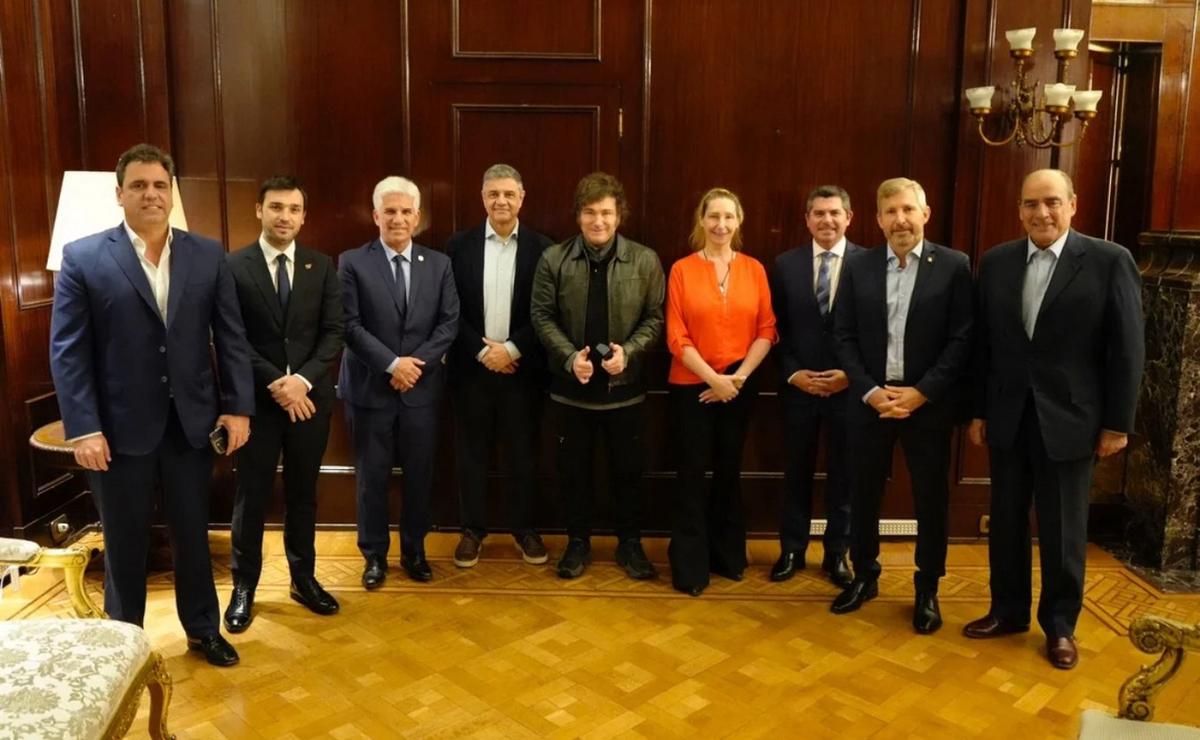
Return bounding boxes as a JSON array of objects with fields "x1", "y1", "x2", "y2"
[
  {"x1": 926, "y1": 254, "x2": 934, "y2": 263},
  {"x1": 418, "y1": 254, "x2": 425, "y2": 262},
  {"x1": 305, "y1": 262, "x2": 312, "y2": 270}
]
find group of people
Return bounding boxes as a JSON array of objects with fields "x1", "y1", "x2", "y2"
[{"x1": 49, "y1": 143, "x2": 1143, "y2": 674}]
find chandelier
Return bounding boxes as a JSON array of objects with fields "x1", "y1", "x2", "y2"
[{"x1": 965, "y1": 28, "x2": 1101, "y2": 149}]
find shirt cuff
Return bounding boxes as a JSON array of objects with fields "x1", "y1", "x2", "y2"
[
  {"x1": 504, "y1": 341, "x2": 521, "y2": 361},
  {"x1": 294, "y1": 374, "x2": 312, "y2": 391},
  {"x1": 476, "y1": 345, "x2": 488, "y2": 362},
  {"x1": 786, "y1": 371, "x2": 800, "y2": 386},
  {"x1": 66, "y1": 431, "x2": 103, "y2": 443},
  {"x1": 863, "y1": 385, "x2": 880, "y2": 404},
  {"x1": 386, "y1": 357, "x2": 401, "y2": 373}
]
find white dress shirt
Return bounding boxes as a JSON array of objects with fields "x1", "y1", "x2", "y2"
[
  {"x1": 864, "y1": 240, "x2": 924, "y2": 403},
  {"x1": 478, "y1": 220, "x2": 522, "y2": 362},
  {"x1": 125, "y1": 221, "x2": 173, "y2": 323}
]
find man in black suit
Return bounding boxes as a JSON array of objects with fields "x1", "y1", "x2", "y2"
[
  {"x1": 224, "y1": 176, "x2": 344, "y2": 632},
  {"x1": 447, "y1": 164, "x2": 554, "y2": 568},
  {"x1": 769, "y1": 185, "x2": 861, "y2": 587},
  {"x1": 964, "y1": 169, "x2": 1144, "y2": 670},
  {"x1": 831, "y1": 177, "x2": 972, "y2": 634}
]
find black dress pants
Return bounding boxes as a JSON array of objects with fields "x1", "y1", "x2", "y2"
[
  {"x1": 987, "y1": 396, "x2": 1093, "y2": 638},
  {"x1": 452, "y1": 372, "x2": 542, "y2": 539},
  {"x1": 230, "y1": 400, "x2": 330, "y2": 588},
  {"x1": 348, "y1": 399, "x2": 439, "y2": 558},
  {"x1": 849, "y1": 415, "x2": 951, "y2": 594},
  {"x1": 779, "y1": 391, "x2": 852, "y2": 558},
  {"x1": 87, "y1": 405, "x2": 219, "y2": 637},
  {"x1": 668, "y1": 383, "x2": 755, "y2": 590},
  {"x1": 553, "y1": 399, "x2": 646, "y2": 542}
]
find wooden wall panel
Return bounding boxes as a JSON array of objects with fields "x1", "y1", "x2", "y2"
[{"x1": 453, "y1": 0, "x2": 599, "y2": 59}]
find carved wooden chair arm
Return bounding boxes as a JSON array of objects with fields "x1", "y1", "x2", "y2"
[
  {"x1": 1118, "y1": 615, "x2": 1200, "y2": 721},
  {"x1": 0, "y1": 537, "x2": 105, "y2": 619}
]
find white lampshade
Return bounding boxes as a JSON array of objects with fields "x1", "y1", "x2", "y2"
[
  {"x1": 1053, "y1": 28, "x2": 1085, "y2": 52},
  {"x1": 1072, "y1": 89, "x2": 1103, "y2": 112},
  {"x1": 46, "y1": 171, "x2": 188, "y2": 272},
  {"x1": 965, "y1": 86, "x2": 997, "y2": 109},
  {"x1": 1043, "y1": 83, "x2": 1076, "y2": 108},
  {"x1": 1005, "y1": 28, "x2": 1037, "y2": 51}
]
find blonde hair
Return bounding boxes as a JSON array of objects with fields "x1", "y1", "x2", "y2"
[
  {"x1": 876, "y1": 177, "x2": 927, "y2": 211},
  {"x1": 689, "y1": 187, "x2": 745, "y2": 251}
]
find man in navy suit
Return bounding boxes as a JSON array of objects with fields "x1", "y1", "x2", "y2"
[
  {"x1": 770, "y1": 185, "x2": 861, "y2": 588},
  {"x1": 224, "y1": 176, "x2": 344, "y2": 633},
  {"x1": 339, "y1": 176, "x2": 459, "y2": 586},
  {"x1": 50, "y1": 143, "x2": 253, "y2": 666},
  {"x1": 964, "y1": 169, "x2": 1144, "y2": 670},
  {"x1": 447, "y1": 164, "x2": 553, "y2": 569},
  {"x1": 831, "y1": 177, "x2": 972, "y2": 634}
]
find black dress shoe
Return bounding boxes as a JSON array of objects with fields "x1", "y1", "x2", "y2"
[
  {"x1": 290, "y1": 576, "x2": 339, "y2": 615},
  {"x1": 675, "y1": 584, "x2": 705, "y2": 597},
  {"x1": 615, "y1": 539, "x2": 657, "y2": 580},
  {"x1": 400, "y1": 553, "x2": 433, "y2": 582},
  {"x1": 913, "y1": 591, "x2": 943, "y2": 634},
  {"x1": 770, "y1": 551, "x2": 804, "y2": 582},
  {"x1": 556, "y1": 537, "x2": 592, "y2": 579},
  {"x1": 962, "y1": 614, "x2": 1030, "y2": 639},
  {"x1": 830, "y1": 579, "x2": 878, "y2": 614},
  {"x1": 1047, "y1": 636, "x2": 1079, "y2": 670},
  {"x1": 223, "y1": 583, "x2": 255, "y2": 634},
  {"x1": 821, "y1": 553, "x2": 854, "y2": 589},
  {"x1": 362, "y1": 555, "x2": 387, "y2": 590},
  {"x1": 187, "y1": 633, "x2": 239, "y2": 667}
]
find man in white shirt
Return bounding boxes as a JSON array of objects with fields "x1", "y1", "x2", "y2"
[
  {"x1": 224, "y1": 176, "x2": 344, "y2": 632},
  {"x1": 447, "y1": 164, "x2": 554, "y2": 568}
]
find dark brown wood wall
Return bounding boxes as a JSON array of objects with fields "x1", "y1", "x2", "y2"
[{"x1": 7, "y1": 0, "x2": 1195, "y2": 541}]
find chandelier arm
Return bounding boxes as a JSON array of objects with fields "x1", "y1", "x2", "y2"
[{"x1": 976, "y1": 117, "x2": 1019, "y2": 147}]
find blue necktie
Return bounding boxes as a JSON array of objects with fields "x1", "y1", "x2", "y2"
[
  {"x1": 392, "y1": 255, "x2": 407, "y2": 315},
  {"x1": 275, "y1": 254, "x2": 290, "y2": 311},
  {"x1": 815, "y1": 251, "x2": 833, "y2": 316}
]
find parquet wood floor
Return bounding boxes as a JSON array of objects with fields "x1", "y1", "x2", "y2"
[{"x1": 4, "y1": 531, "x2": 1199, "y2": 738}]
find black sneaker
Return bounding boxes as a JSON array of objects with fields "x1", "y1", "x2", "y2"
[
  {"x1": 615, "y1": 539, "x2": 657, "y2": 580},
  {"x1": 556, "y1": 537, "x2": 591, "y2": 579}
]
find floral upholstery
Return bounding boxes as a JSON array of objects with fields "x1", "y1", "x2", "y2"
[
  {"x1": 0, "y1": 620, "x2": 151, "y2": 740},
  {"x1": 0, "y1": 537, "x2": 40, "y2": 564}
]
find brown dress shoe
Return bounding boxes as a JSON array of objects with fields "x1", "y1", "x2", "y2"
[
  {"x1": 962, "y1": 614, "x2": 1030, "y2": 639},
  {"x1": 1047, "y1": 636, "x2": 1078, "y2": 669}
]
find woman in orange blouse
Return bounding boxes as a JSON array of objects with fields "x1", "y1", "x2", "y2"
[{"x1": 666, "y1": 187, "x2": 777, "y2": 596}]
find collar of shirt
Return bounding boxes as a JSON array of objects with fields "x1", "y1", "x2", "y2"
[
  {"x1": 258, "y1": 235, "x2": 296, "y2": 266},
  {"x1": 485, "y1": 219, "x2": 520, "y2": 244},
  {"x1": 1026, "y1": 230, "x2": 1068, "y2": 262},
  {"x1": 811, "y1": 237, "x2": 846, "y2": 259},
  {"x1": 124, "y1": 221, "x2": 174, "y2": 260},
  {"x1": 381, "y1": 240, "x2": 413, "y2": 263},
  {"x1": 887, "y1": 239, "x2": 924, "y2": 266}
]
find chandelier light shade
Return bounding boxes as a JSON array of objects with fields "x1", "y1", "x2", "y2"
[{"x1": 966, "y1": 27, "x2": 1101, "y2": 149}]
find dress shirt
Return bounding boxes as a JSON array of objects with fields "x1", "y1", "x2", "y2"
[
  {"x1": 864, "y1": 240, "x2": 923, "y2": 403},
  {"x1": 812, "y1": 237, "x2": 847, "y2": 308},
  {"x1": 477, "y1": 219, "x2": 522, "y2": 363},
  {"x1": 383, "y1": 240, "x2": 413, "y2": 374},
  {"x1": 258, "y1": 236, "x2": 311, "y2": 390},
  {"x1": 1022, "y1": 231, "x2": 1067, "y2": 336},
  {"x1": 125, "y1": 221, "x2": 173, "y2": 323}
]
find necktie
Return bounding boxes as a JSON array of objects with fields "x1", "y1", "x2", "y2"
[
  {"x1": 815, "y1": 251, "x2": 833, "y2": 316},
  {"x1": 1021, "y1": 249, "x2": 1056, "y2": 338},
  {"x1": 392, "y1": 254, "x2": 407, "y2": 315},
  {"x1": 275, "y1": 254, "x2": 290, "y2": 310}
]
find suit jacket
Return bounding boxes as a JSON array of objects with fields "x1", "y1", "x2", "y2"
[
  {"x1": 337, "y1": 238, "x2": 460, "y2": 409},
  {"x1": 446, "y1": 222, "x2": 552, "y2": 384},
  {"x1": 973, "y1": 229, "x2": 1144, "y2": 460},
  {"x1": 50, "y1": 224, "x2": 254, "y2": 455},
  {"x1": 834, "y1": 241, "x2": 973, "y2": 428},
  {"x1": 227, "y1": 241, "x2": 344, "y2": 413},
  {"x1": 771, "y1": 241, "x2": 863, "y2": 402}
]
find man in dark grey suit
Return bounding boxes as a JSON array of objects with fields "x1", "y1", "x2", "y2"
[
  {"x1": 338, "y1": 176, "x2": 460, "y2": 586},
  {"x1": 769, "y1": 185, "x2": 861, "y2": 587},
  {"x1": 225, "y1": 176, "x2": 344, "y2": 633},
  {"x1": 447, "y1": 164, "x2": 553, "y2": 568},
  {"x1": 964, "y1": 169, "x2": 1144, "y2": 670},
  {"x1": 831, "y1": 177, "x2": 973, "y2": 634}
]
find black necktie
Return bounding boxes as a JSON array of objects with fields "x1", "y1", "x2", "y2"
[
  {"x1": 276, "y1": 254, "x2": 290, "y2": 310},
  {"x1": 392, "y1": 255, "x2": 407, "y2": 315}
]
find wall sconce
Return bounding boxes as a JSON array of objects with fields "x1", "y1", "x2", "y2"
[{"x1": 964, "y1": 27, "x2": 1102, "y2": 149}]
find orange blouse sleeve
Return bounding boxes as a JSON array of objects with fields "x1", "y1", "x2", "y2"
[{"x1": 666, "y1": 259, "x2": 694, "y2": 359}]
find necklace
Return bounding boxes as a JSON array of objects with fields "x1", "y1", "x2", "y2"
[{"x1": 703, "y1": 248, "x2": 733, "y2": 295}]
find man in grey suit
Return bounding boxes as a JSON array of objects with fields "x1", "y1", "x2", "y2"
[
  {"x1": 964, "y1": 169, "x2": 1144, "y2": 670},
  {"x1": 338, "y1": 176, "x2": 460, "y2": 586}
]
